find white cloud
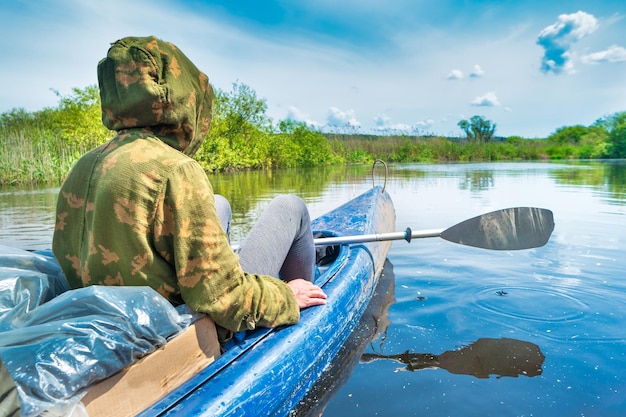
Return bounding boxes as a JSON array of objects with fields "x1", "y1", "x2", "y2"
[
  {"x1": 374, "y1": 114, "x2": 391, "y2": 128},
  {"x1": 583, "y1": 45, "x2": 626, "y2": 63},
  {"x1": 416, "y1": 119, "x2": 435, "y2": 128},
  {"x1": 327, "y1": 107, "x2": 361, "y2": 127},
  {"x1": 373, "y1": 114, "x2": 433, "y2": 134},
  {"x1": 469, "y1": 64, "x2": 485, "y2": 78},
  {"x1": 374, "y1": 114, "x2": 400, "y2": 131},
  {"x1": 286, "y1": 106, "x2": 322, "y2": 128},
  {"x1": 471, "y1": 92, "x2": 501, "y2": 107},
  {"x1": 536, "y1": 11, "x2": 598, "y2": 74},
  {"x1": 446, "y1": 69, "x2": 464, "y2": 80},
  {"x1": 448, "y1": 65, "x2": 483, "y2": 80},
  {"x1": 383, "y1": 123, "x2": 412, "y2": 132}
]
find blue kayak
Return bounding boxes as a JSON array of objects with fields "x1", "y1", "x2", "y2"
[{"x1": 139, "y1": 185, "x2": 395, "y2": 416}]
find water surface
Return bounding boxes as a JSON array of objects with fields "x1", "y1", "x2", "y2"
[
  {"x1": 1, "y1": 161, "x2": 625, "y2": 416},
  {"x1": 322, "y1": 161, "x2": 626, "y2": 417}
]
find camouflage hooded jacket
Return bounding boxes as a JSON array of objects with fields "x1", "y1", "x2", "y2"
[{"x1": 52, "y1": 36, "x2": 299, "y2": 334}]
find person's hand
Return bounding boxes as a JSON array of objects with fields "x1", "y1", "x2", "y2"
[{"x1": 286, "y1": 279, "x2": 327, "y2": 309}]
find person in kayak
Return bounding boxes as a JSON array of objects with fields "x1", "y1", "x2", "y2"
[{"x1": 52, "y1": 36, "x2": 326, "y2": 342}]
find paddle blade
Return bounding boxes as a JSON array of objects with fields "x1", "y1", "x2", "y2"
[{"x1": 440, "y1": 207, "x2": 555, "y2": 250}]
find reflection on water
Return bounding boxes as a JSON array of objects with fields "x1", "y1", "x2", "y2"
[
  {"x1": 295, "y1": 260, "x2": 396, "y2": 417},
  {"x1": 361, "y1": 337, "x2": 545, "y2": 379},
  {"x1": 0, "y1": 187, "x2": 58, "y2": 250},
  {"x1": 459, "y1": 170, "x2": 494, "y2": 192},
  {"x1": 210, "y1": 164, "x2": 374, "y2": 242},
  {"x1": 549, "y1": 160, "x2": 626, "y2": 205}
]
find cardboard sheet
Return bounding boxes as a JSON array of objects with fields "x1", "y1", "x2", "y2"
[{"x1": 82, "y1": 316, "x2": 220, "y2": 417}]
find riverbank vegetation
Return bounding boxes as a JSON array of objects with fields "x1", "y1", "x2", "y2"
[{"x1": 1, "y1": 83, "x2": 625, "y2": 186}]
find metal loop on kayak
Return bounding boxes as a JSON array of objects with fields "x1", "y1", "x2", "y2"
[{"x1": 371, "y1": 159, "x2": 388, "y2": 193}]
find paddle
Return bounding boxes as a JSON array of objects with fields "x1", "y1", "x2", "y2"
[{"x1": 314, "y1": 207, "x2": 554, "y2": 251}]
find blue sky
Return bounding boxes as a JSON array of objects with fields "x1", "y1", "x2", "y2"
[{"x1": 1, "y1": 0, "x2": 625, "y2": 138}]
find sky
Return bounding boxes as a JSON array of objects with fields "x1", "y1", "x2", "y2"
[{"x1": 1, "y1": 0, "x2": 626, "y2": 138}]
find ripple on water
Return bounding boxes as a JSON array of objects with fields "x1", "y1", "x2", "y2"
[
  {"x1": 473, "y1": 286, "x2": 588, "y2": 323},
  {"x1": 471, "y1": 285, "x2": 626, "y2": 343}
]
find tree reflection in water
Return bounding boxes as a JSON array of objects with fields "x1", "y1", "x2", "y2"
[{"x1": 361, "y1": 337, "x2": 545, "y2": 379}]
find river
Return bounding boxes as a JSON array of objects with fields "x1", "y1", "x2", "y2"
[{"x1": 1, "y1": 161, "x2": 625, "y2": 416}]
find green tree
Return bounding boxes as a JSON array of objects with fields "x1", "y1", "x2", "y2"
[
  {"x1": 274, "y1": 120, "x2": 342, "y2": 166},
  {"x1": 214, "y1": 82, "x2": 271, "y2": 145},
  {"x1": 547, "y1": 125, "x2": 589, "y2": 145},
  {"x1": 458, "y1": 116, "x2": 496, "y2": 142},
  {"x1": 546, "y1": 123, "x2": 610, "y2": 159},
  {"x1": 198, "y1": 82, "x2": 272, "y2": 170},
  {"x1": 39, "y1": 85, "x2": 111, "y2": 148},
  {"x1": 0, "y1": 85, "x2": 110, "y2": 150},
  {"x1": 605, "y1": 112, "x2": 626, "y2": 158},
  {"x1": 0, "y1": 108, "x2": 37, "y2": 131}
]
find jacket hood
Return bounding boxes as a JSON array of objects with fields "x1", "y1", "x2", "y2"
[{"x1": 97, "y1": 36, "x2": 214, "y2": 156}]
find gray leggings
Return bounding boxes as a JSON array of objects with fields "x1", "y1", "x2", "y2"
[{"x1": 214, "y1": 195, "x2": 315, "y2": 282}]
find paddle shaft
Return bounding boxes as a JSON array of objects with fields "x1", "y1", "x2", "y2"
[{"x1": 314, "y1": 227, "x2": 438, "y2": 246}]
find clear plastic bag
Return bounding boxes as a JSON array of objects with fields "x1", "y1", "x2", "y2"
[
  {"x1": 0, "y1": 246, "x2": 192, "y2": 417},
  {"x1": 0, "y1": 246, "x2": 69, "y2": 326}
]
